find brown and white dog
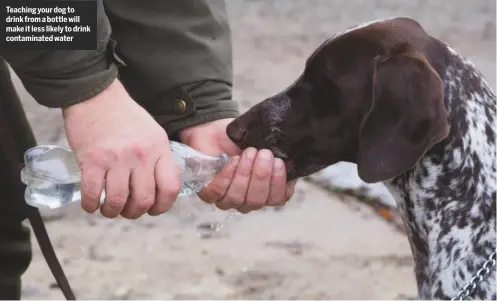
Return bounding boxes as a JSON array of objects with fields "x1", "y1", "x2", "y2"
[{"x1": 226, "y1": 17, "x2": 496, "y2": 300}]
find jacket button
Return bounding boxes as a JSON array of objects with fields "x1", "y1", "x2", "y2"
[{"x1": 173, "y1": 99, "x2": 187, "y2": 114}]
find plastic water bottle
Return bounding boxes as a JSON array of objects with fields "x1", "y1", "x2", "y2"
[{"x1": 20, "y1": 141, "x2": 229, "y2": 210}]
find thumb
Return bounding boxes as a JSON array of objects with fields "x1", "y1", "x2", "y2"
[
  {"x1": 186, "y1": 138, "x2": 221, "y2": 156},
  {"x1": 187, "y1": 131, "x2": 241, "y2": 157},
  {"x1": 217, "y1": 131, "x2": 242, "y2": 156}
]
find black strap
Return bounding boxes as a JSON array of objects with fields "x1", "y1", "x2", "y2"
[
  {"x1": 0, "y1": 59, "x2": 76, "y2": 300},
  {"x1": 27, "y1": 207, "x2": 76, "y2": 300}
]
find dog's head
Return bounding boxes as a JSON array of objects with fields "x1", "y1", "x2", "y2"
[{"x1": 227, "y1": 17, "x2": 450, "y2": 183}]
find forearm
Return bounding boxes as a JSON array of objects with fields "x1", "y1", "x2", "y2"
[
  {"x1": 104, "y1": 0, "x2": 239, "y2": 136},
  {"x1": 0, "y1": 0, "x2": 120, "y2": 108}
]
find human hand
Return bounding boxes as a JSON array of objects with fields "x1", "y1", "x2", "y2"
[
  {"x1": 62, "y1": 79, "x2": 180, "y2": 219},
  {"x1": 179, "y1": 118, "x2": 296, "y2": 213}
]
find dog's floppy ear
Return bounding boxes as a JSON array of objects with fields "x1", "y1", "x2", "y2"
[{"x1": 357, "y1": 49, "x2": 450, "y2": 183}]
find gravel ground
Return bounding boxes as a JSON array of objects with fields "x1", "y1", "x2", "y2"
[{"x1": 10, "y1": 0, "x2": 495, "y2": 299}]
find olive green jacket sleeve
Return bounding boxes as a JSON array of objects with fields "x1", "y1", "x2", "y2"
[
  {"x1": 0, "y1": 0, "x2": 119, "y2": 108},
  {"x1": 1, "y1": 0, "x2": 239, "y2": 137},
  {"x1": 103, "y1": 0, "x2": 240, "y2": 136}
]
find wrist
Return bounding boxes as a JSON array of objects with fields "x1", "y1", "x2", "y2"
[{"x1": 62, "y1": 78, "x2": 126, "y2": 119}]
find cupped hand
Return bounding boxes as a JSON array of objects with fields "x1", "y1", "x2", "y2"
[
  {"x1": 62, "y1": 79, "x2": 180, "y2": 219},
  {"x1": 179, "y1": 118, "x2": 296, "y2": 213}
]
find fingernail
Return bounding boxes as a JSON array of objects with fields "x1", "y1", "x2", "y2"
[
  {"x1": 274, "y1": 158, "x2": 285, "y2": 174},
  {"x1": 244, "y1": 147, "x2": 257, "y2": 160},
  {"x1": 258, "y1": 149, "x2": 273, "y2": 162}
]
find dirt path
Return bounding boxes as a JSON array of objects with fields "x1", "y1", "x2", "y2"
[{"x1": 12, "y1": 0, "x2": 495, "y2": 299}]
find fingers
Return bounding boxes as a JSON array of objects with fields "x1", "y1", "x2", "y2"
[
  {"x1": 237, "y1": 149, "x2": 274, "y2": 213},
  {"x1": 216, "y1": 147, "x2": 257, "y2": 210},
  {"x1": 267, "y1": 158, "x2": 288, "y2": 206},
  {"x1": 80, "y1": 167, "x2": 106, "y2": 213},
  {"x1": 200, "y1": 148, "x2": 295, "y2": 214},
  {"x1": 99, "y1": 166, "x2": 131, "y2": 218},
  {"x1": 82, "y1": 146, "x2": 181, "y2": 219},
  {"x1": 120, "y1": 161, "x2": 156, "y2": 219},
  {"x1": 197, "y1": 155, "x2": 240, "y2": 203},
  {"x1": 148, "y1": 153, "x2": 180, "y2": 216}
]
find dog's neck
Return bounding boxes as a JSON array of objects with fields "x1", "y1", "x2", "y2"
[{"x1": 385, "y1": 44, "x2": 496, "y2": 299}]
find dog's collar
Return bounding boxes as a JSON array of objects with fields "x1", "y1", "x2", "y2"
[{"x1": 451, "y1": 251, "x2": 496, "y2": 300}]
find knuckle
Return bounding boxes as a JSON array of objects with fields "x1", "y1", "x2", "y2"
[
  {"x1": 84, "y1": 147, "x2": 126, "y2": 168},
  {"x1": 217, "y1": 172, "x2": 235, "y2": 184},
  {"x1": 136, "y1": 183, "x2": 156, "y2": 198},
  {"x1": 130, "y1": 144, "x2": 149, "y2": 162},
  {"x1": 246, "y1": 196, "x2": 265, "y2": 207},
  {"x1": 253, "y1": 166, "x2": 271, "y2": 181},
  {"x1": 81, "y1": 180, "x2": 102, "y2": 200},
  {"x1": 224, "y1": 194, "x2": 244, "y2": 206},
  {"x1": 81, "y1": 174, "x2": 98, "y2": 188},
  {"x1": 136, "y1": 196, "x2": 155, "y2": 211},
  {"x1": 107, "y1": 147, "x2": 125, "y2": 162},
  {"x1": 271, "y1": 171, "x2": 286, "y2": 183},
  {"x1": 104, "y1": 196, "x2": 127, "y2": 209},
  {"x1": 85, "y1": 187, "x2": 102, "y2": 201},
  {"x1": 96, "y1": 147, "x2": 124, "y2": 164},
  {"x1": 236, "y1": 164, "x2": 253, "y2": 178},
  {"x1": 82, "y1": 149, "x2": 103, "y2": 165}
]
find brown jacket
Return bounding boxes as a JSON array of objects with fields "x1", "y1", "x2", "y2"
[{"x1": 0, "y1": 0, "x2": 240, "y2": 136}]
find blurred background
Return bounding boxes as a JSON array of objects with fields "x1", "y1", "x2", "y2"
[{"x1": 12, "y1": 0, "x2": 495, "y2": 299}]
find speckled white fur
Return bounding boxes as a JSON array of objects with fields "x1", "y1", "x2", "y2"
[{"x1": 386, "y1": 42, "x2": 496, "y2": 299}]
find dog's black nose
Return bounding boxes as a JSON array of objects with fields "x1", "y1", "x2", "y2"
[{"x1": 226, "y1": 120, "x2": 247, "y2": 144}]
